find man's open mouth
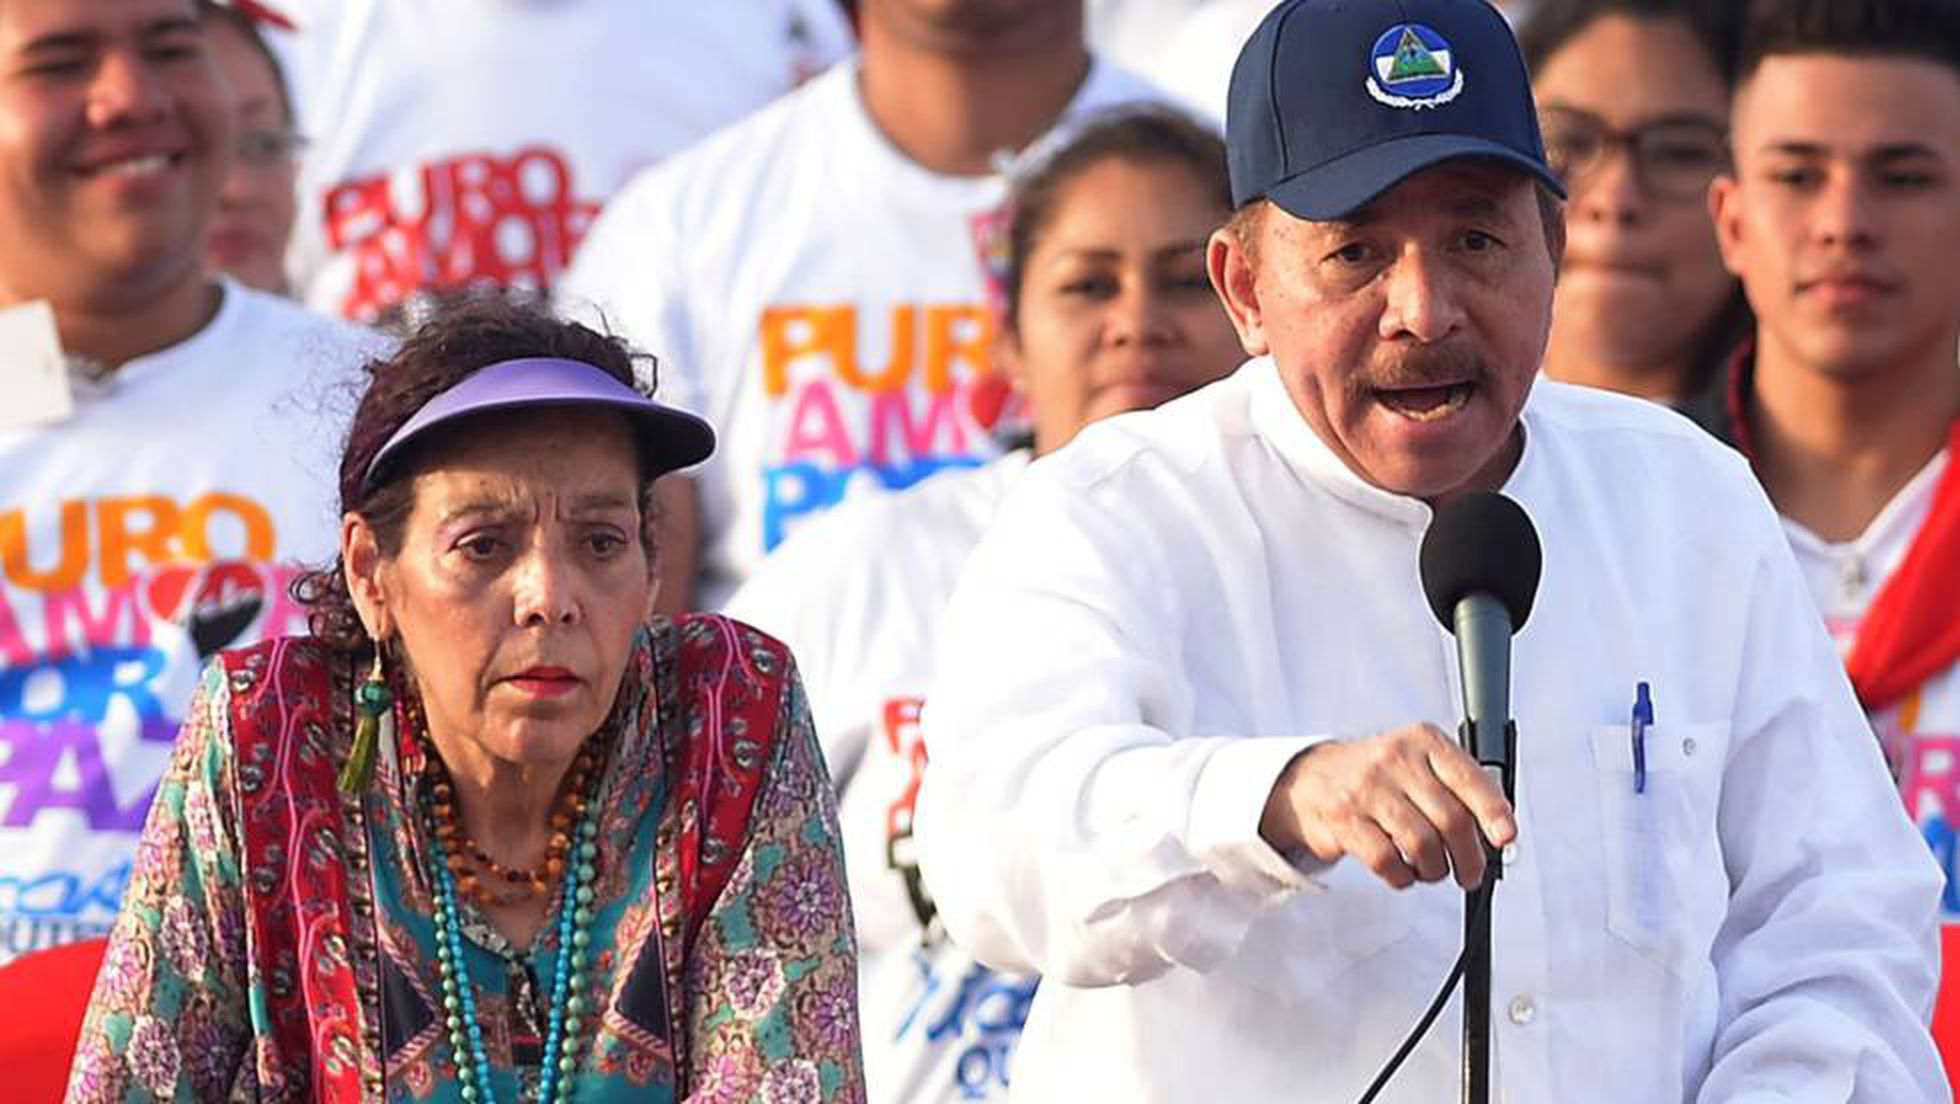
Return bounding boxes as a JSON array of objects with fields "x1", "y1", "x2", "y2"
[{"x1": 1375, "y1": 382, "x2": 1474, "y2": 422}]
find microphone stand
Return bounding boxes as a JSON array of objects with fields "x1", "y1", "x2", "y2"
[{"x1": 1458, "y1": 718, "x2": 1516, "y2": 1104}]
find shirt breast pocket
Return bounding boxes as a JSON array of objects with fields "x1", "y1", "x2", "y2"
[{"x1": 1588, "y1": 721, "x2": 1729, "y2": 974}]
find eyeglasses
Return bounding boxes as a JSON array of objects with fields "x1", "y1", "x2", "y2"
[
  {"x1": 237, "y1": 127, "x2": 307, "y2": 167},
  {"x1": 1538, "y1": 106, "x2": 1729, "y2": 202}
]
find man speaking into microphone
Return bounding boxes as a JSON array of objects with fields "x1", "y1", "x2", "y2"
[{"x1": 911, "y1": 0, "x2": 1946, "y2": 1099}]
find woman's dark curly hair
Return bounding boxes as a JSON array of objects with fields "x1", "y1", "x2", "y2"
[{"x1": 291, "y1": 294, "x2": 664, "y2": 655}]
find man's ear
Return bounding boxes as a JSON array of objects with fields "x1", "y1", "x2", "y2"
[
  {"x1": 1708, "y1": 173, "x2": 1747, "y2": 280},
  {"x1": 1543, "y1": 198, "x2": 1567, "y2": 275},
  {"x1": 341, "y1": 513, "x2": 392, "y2": 641},
  {"x1": 1209, "y1": 224, "x2": 1270, "y2": 357}
]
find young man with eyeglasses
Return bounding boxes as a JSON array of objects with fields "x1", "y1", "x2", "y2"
[
  {"x1": 1686, "y1": 0, "x2": 1960, "y2": 1077},
  {"x1": 1520, "y1": 0, "x2": 1749, "y2": 405}
]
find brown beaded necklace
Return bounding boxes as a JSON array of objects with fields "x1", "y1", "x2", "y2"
[{"x1": 419, "y1": 710, "x2": 609, "y2": 910}]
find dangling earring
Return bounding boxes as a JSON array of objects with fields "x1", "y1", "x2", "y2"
[{"x1": 339, "y1": 643, "x2": 393, "y2": 794}]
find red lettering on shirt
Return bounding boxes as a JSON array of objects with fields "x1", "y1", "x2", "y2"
[
  {"x1": 322, "y1": 147, "x2": 600, "y2": 322},
  {"x1": 884, "y1": 696, "x2": 929, "y2": 845},
  {"x1": 1903, "y1": 734, "x2": 1960, "y2": 826}
]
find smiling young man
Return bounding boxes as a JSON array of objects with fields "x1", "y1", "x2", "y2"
[
  {"x1": 910, "y1": 0, "x2": 1946, "y2": 1099},
  {"x1": 1684, "y1": 0, "x2": 1960, "y2": 1075},
  {"x1": 0, "y1": 0, "x2": 377, "y2": 971}
]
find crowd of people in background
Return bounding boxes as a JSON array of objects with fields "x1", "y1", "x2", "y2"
[
  {"x1": 0, "y1": 0, "x2": 1956, "y2": 1101},
  {"x1": 723, "y1": 107, "x2": 1245, "y2": 1100}
]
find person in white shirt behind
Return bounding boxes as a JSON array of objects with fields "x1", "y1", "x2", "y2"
[
  {"x1": 726, "y1": 105, "x2": 1245, "y2": 1104},
  {"x1": 0, "y1": 0, "x2": 380, "y2": 976},
  {"x1": 1084, "y1": 0, "x2": 1212, "y2": 80},
  {"x1": 257, "y1": 0, "x2": 852, "y2": 325},
  {"x1": 1681, "y1": 0, "x2": 1960, "y2": 1073},
  {"x1": 913, "y1": 0, "x2": 1947, "y2": 1099},
  {"x1": 558, "y1": 0, "x2": 1162, "y2": 612},
  {"x1": 1133, "y1": 0, "x2": 1536, "y2": 126},
  {"x1": 202, "y1": 1, "x2": 301, "y2": 295}
]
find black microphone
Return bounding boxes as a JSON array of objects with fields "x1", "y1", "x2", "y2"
[
  {"x1": 1412, "y1": 493, "x2": 1542, "y2": 1104},
  {"x1": 1418, "y1": 492, "x2": 1542, "y2": 778}
]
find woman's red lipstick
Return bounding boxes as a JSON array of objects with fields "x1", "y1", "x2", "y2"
[{"x1": 507, "y1": 666, "x2": 580, "y2": 698}]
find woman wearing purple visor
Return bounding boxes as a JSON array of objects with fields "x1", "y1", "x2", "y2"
[{"x1": 67, "y1": 299, "x2": 864, "y2": 1103}]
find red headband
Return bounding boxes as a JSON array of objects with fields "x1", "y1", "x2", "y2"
[{"x1": 227, "y1": 1, "x2": 297, "y2": 31}]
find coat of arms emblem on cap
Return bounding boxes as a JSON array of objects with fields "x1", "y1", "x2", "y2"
[{"x1": 1366, "y1": 23, "x2": 1464, "y2": 110}]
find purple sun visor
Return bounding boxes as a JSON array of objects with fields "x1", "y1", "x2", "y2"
[{"x1": 361, "y1": 356, "x2": 715, "y2": 492}]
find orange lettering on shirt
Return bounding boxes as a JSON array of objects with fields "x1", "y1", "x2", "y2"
[
  {"x1": 98, "y1": 496, "x2": 184, "y2": 588},
  {"x1": 762, "y1": 305, "x2": 843, "y2": 398},
  {"x1": 834, "y1": 305, "x2": 916, "y2": 395},
  {"x1": 924, "y1": 305, "x2": 994, "y2": 395},
  {"x1": 763, "y1": 305, "x2": 930, "y2": 397},
  {"x1": 179, "y1": 493, "x2": 277, "y2": 564},
  {"x1": 0, "y1": 500, "x2": 89, "y2": 593}
]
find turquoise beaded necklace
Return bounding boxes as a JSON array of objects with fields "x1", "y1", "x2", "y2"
[{"x1": 423, "y1": 763, "x2": 604, "y2": 1103}]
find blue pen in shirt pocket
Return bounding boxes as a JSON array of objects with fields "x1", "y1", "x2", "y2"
[{"x1": 1631, "y1": 681, "x2": 1653, "y2": 794}]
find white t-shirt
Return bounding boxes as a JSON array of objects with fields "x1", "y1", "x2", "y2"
[
  {"x1": 558, "y1": 58, "x2": 1162, "y2": 608},
  {"x1": 726, "y1": 452, "x2": 1037, "y2": 1104},
  {"x1": 1139, "y1": 0, "x2": 1273, "y2": 123},
  {"x1": 1131, "y1": 0, "x2": 1533, "y2": 124},
  {"x1": 0, "y1": 283, "x2": 382, "y2": 962},
  {"x1": 1783, "y1": 450, "x2": 1960, "y2": 919},
  {"x1": 1085, "y1": 0, "x2": 1215, "y2": 80},
  {"x1": 915, "y1": 364, "x2": 1944, "y2": 1099},
  {"x1": 265, "y1": 0, "x2": 854, "y2": 323}
]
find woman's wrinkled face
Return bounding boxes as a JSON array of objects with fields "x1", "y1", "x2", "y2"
[
  {"x1": 352, "y1": 409, "x2": 654, "y2": 770},
  {"x1": 1004, "y1": 156, "x2": 1244, "y2": 453}
]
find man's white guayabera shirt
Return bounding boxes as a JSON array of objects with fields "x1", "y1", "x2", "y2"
[{"x1": 915, "y1": 360, "x2": 1949, "y2": 1102}]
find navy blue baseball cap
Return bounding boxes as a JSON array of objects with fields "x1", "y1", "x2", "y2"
[{"x1": 1227, "y1": 0, "x2": 1565, "y2": 219}]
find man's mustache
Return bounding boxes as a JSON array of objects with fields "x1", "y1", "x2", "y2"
[{"x1": 1359, "y1": 345, "x2": 1484, "y2": 392}]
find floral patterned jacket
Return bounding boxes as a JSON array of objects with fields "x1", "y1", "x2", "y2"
[{"x1": 67, "y1": 614, "x2": 864, "y2": 1103}]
